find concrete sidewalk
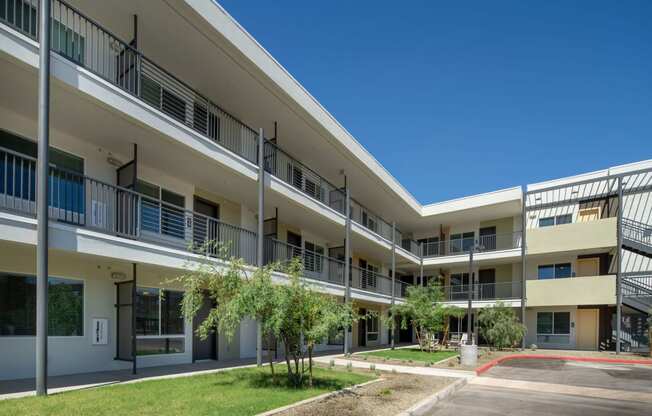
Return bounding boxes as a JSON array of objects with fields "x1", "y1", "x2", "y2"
[{"x1": 313, "y1": 355, "x2": 475, "y2": 379}]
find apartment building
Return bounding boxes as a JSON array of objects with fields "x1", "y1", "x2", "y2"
[{"x1": 0, "y1": 0, "x2": 650, "y2": 382}]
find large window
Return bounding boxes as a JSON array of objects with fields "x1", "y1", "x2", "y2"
[
  {"x1": 136, "y1": 180, "x2": 186, "y2": 240},
  {"x1": 418, "y1": 237, "x2": 440, "y2": 256},
  {"x1": 135, "y1": 287, "x2": 185, "y2": 355},
  {"x1": 538, "y1": 263, "x2": 572, "y2": 280},
  {"x1": 0, "y1": 274, "x2": 83, "y2": 336},
  {"x1": 450, "y1": 232, "x2": 474, "y2": 253},
  {"x1": 0, "y1": 130, "x2": 85, "y2": 215},
  {"x1": 539, "y1": 214, "x2": 572, "y2": 227},
  {"x1": 537, "y1": 312, "x2": 571, "y2": 344}
]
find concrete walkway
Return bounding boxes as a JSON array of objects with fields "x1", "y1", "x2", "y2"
[{"x1": 313, "y1": 354, "x2": 475, "y2": 379}]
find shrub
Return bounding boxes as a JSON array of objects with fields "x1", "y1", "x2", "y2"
[
  {"x1": 478, "y1": 302, "x2": 526, "y2": 350},
  {"x1": 530, "y1": 344, "x2": 538, "y2": 351},
  {"x1": 346, "y1": 361, "x2": 353, "y2": 372},
  {"x1": 329, "y1": 359, "x2": 335, "y2": 369},
  {"x1": 370, "y1": 364, "x2": 376, "y2": 371}
]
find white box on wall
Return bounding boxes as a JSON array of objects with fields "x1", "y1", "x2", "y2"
[{"x1": 91, "y1": 318, "x2": 109, "y2": 345}]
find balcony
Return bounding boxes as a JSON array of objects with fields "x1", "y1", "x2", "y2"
[
  {"x1": 526, "y1": 218, "x2": 617, "y2": 255},
  {"x1": 526, "y1": 275, "x2": 616, "y2": 307},
  {"x1": 0, "y1": 146, "x2": 258, "y2": 263},
  {"x1": 440, "y1": 281, "x2": 522, "y2": 303},
  {"x1": 421, "y1": 231, "x2": 522, "y2": 266},
  {"x1": 264, "y1": 238, "x2": 408, "y2": 298},
  {"x1": 0, "y1": 0, "x2": 413, "y2": 254}
]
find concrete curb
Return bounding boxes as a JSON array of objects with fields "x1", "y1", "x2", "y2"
[
  {"x1": 255, "y1": 378, "x2": 384, "y2": 416},
  {"x1": 476, "y1": 354, "x2": 652, "y2": 375},
  {"x1": 396, "y1": 377, "x2": 470, "y2": 416}
]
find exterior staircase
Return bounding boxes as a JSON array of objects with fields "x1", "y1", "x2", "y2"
[
  {"x1": 622, "y1": 218, "x2": 652, "y2": 259},
  {"x1": 622, "y1": 272, "x2": 652, "y2": 313}
]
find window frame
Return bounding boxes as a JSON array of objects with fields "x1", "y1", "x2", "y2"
[
  {"x1": 539, "y1": 214, "x2": 572, "y2": 227},
  {"x1": 537, "y1": 263, "x2": 573, "y2": 280},
  {"x1": 0, "y1": 272, "x2": 85, "y2": 338},
  {"x1": 366, "y1": 313, "x2": 379, "y2": 342},
  {"x1": 135, "y1": 285, "x2": 185, "y2": 356},
  {"x1": 536, "y1": 311, "x2": 571, "y2": 336}
]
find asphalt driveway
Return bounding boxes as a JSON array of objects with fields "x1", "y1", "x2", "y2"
[{"x1": 427, "y1": 358, "x2": 652, "y2": 416}]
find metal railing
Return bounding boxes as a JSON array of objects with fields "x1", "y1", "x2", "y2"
[
  {"x1": 401, "y1": 238, "x2": 421, "y2": 257},
  {"x1": 264, "y1": 238, "x2": 408, "y2": 297},
  {"x1": 350, "y1": 198, "x2": 398, "y2": 243},
  {"x1": 422, "y1": 231, "x2": 522, "y2": 258},
  {"x1": 440, "y1": 281, "x2": 522, "y2": 302},
  {"x1": 622, "y1": 218, "x2": 652, "y2": 248},
  {"x1": 0, "y1": 146, "x2": 258, "y2": 264},
  {"x1": 0, "y1": 0, "x2": 420, "y2": 253},
  {"x1": 263, "y1": 141, "x2": 346, "y2": 214},
  {"x1": 622, "y1": 273, "x2": 652, "y2": 298}
]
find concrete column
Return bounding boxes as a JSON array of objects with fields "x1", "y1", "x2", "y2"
[
  {"x1": 36, "y1": 0, "x2": 52, "y2": 397},
  {"x1": 390, "y1": 221, "x2": 396, "y2": 349},
  {"x1": 616, "y1": 176, "x2": 623, "y2": 354},
  {"x1": 343, "y1": 179, "x2": 351, "y2": 354},
  {"x1": 520, "y1": 187, "x2": 527, "y2": 349},
  {"x1": 256, "y1": 128, "x2": 265, "y2": 366}
]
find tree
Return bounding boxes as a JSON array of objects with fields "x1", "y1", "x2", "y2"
[
  {"x1": 175, "y1": 249, "x2": 357, "y2": 387},
  {"x1": 389, "y1": 283, "x2": 460, "y2": 351},
  {"x1": 441, "y1": 306, "x2": 466, "y2": 347},
  {"x1": 477, "y1": 301, "x2": 526, "y2": 350}
]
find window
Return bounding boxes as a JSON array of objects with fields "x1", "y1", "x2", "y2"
[
  {"x1": 135, "y1": 287, "x2": 185, "y2": 355},
  {"x1": 539, "y1": 214, "x2": 572, "y2": 227},
  {"x1": 536, "y1": 312, "x2": 571, "y2": 344},
  {"x1": 0, "y1": 274, "x2": 83, "y2": 336},
  {"x1": 140, "y1": 75, "x2": 186, "y2": 124},
  {"x1": 366, "y1": 314, "x2": 379, "y2": 342},
  {"x1": 418, "y1": 237, "x2": 440, "y2": 256},
  {"x1": 136, "y1": 180, "x2": 186, "y2": 239},
  {"x1": 327, "y1": 328, "x2": 344, "y2": 345},
  {"x1": 538, "y1": 263, "x2": 572, "y2": 279},
  {"x1": 450, "y1": 232, "x2": 474, "y2": 253},
  {"x1": 52, "y1": 19, "x2": 85, "y2": 64},
  {"x1": 537, "y1": 312, "x2": 570, "y2": 335},
  {"x1": 450, "y1": 273, "x2": 470, "y2": 300},
  {"x1": 0, "y1": 130, "x2": 85, "y2": 215},
  {"x1": 0, "y1": 0, "x2": 37, "y2": 37},
  {"x1": 304, "y1": 241, "x2": 324, "y2": 273}
]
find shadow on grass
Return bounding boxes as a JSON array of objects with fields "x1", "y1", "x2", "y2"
[{"x1": 211, "y1": 368, "x2": 352, "y2": 391}]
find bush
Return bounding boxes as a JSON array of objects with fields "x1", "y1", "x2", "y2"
[
  {"x1": 329, "y1": 359, "x2": 335, "y2": 368},
  {"x1": 530, "y1": 344, "x2": 538, "y2": 351},
  {"x1": 370, "y1": 364, "x2": 376, "y2": 371},
  {"x1": 346, "y1": 361, "x2": 353, "y2": 372},
  {"x1": 478, "y1": 302, "x2": 526, "y2": 350}
]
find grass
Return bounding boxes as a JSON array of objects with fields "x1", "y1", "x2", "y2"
[
  {"x1": 0, "y1": 366, "x2": 374, "y2": 416},
  {"x1": 359, "y1": 348, "x2": 458, "y2": 363}
]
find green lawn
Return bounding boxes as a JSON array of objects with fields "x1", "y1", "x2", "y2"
[
  {"x1": 0, "y1": 366, "x2": 373, "y2": 416},
  {"x1": 359, "y1": 348, "x2": 458, "y2": 363}
]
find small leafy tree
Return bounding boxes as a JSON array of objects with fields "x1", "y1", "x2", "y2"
[
  {"x1": 175, "y1": 249, "x2": 357, "y2": 387},
  {"x1": 477, "y1": 301, "x2": 526, "y2": 350},
  {"x1": 389, "y1": 283, "x2": 451, "y2": 352}
]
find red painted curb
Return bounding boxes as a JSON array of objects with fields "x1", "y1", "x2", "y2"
[{"x1": 475, "y1": 354, "x2": 652, "y2": 375}]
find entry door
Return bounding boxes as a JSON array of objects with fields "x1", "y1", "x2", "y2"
[
  {"x1": 576, "y1": 258, "x2": 600, "y2": 277},
  {"x1": 578, "y1": 207, "x2": 600, "y2": 222},
  {"x1": 478, "y1": 269, "x2": 496, "y2": 299},
  {"x1": 577, "y1": 309, "x2": 599, "y2": 350},
  {"x1": 193, "y1": 294, "x2": 217, "y2": 361},
  {"x1": 193, "y1": 197, "x2": 220, "y2": 255},
  {"x1": 358, "y1": 308, "x2": 367, "y2": 347}
]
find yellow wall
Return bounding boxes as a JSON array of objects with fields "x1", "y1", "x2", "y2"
[
  {"x1": 526, "y1": 275, "x2": 616, "y2": 307},
  {"x1": 526, "y1": 217, "x2": 616, "y2": 255}
]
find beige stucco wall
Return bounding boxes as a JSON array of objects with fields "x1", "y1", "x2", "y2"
[
  {"x1": 526, "y1": 275, "x2": 616, "y2": 307},
  {"x1": 526, "y1": 217, "x2": 617, "y2": 255}
]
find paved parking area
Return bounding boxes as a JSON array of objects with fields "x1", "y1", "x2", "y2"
[{"x1": 427, "y1": 358, "x2": 652, "y2": 416}]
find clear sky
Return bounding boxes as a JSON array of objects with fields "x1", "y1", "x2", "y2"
[{"x1": 218, "y1": 0, "x2": 651, "y2": 204}]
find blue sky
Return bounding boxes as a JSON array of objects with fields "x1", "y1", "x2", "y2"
[{"x1": 219, "y1": 1, "x2": 651, "y2": 204}]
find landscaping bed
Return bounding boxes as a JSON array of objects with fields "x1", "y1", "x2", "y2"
[
  {"x1": 0, "y1": 366, "x2": 374, "y2": 416},
  {"x1": 274, "y1": 372, "x2": 455, "y2": 416},
  {"x1": 352, "y1": 348, "x2": 458, "y2": 367}
]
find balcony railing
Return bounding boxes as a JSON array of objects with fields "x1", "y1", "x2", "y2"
[
  {"x1": 350, "y1": 198, "x2": 401, "y2": 244},
  {"x1": 401, "y1": 238, "x2": 421, "y2": 257},
  {"x1": 0, "y1": 146, "x2": 258, "y2": 264},
  {"x1": 264, "y1": 238, "x2": 408, "y2": 298},
  {"x1": 263, "y1": 141, "x2": 346, "y2": 214},
  {"x1": 440, "y1": 281, "x2": 522, "y2": 302},
  {"x1": 422, "y1": 231, "x2": 522, "y2": 258}
]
